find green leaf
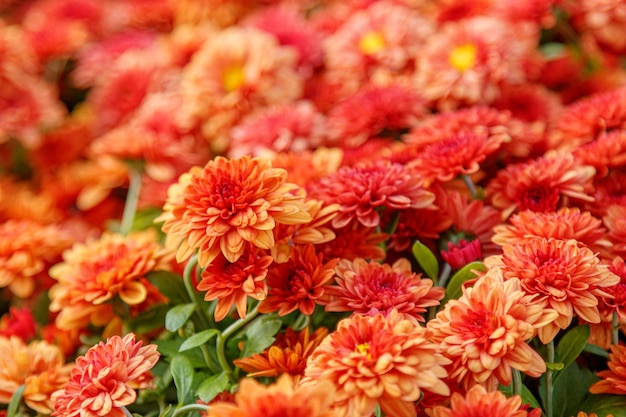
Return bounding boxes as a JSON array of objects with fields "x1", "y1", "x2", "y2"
[
  {"x1": 7, "y1": 384, "x2": 24, "y2": 417},
  {"x1": 165, "y1": 303, "x2": 196, "y2": 332},
  {"x1": 554, "y1": 325, "x2": 590, "y2": 383},
  {"x1": 148, "y1": 271, "x2": 189, "y2": 304},
  {"x1": 521, "y1": 384, "x2": 542, "y2": 410},
  {"x1": 584, "y1": 343, "x2": 610, "y2": 359},
  {"x1": 179, "y1": 329, "x2": 220, "y2": 352},
  {"x1": 126, "y1": 304, "x2": 169, "y2": 334},
  {"x1": 196, "y1": 372, "x2": 231, "y2": 403},
  {"x1": 579, "y1": 394, "x2": 626, "y2": 417},
  {"x1": 170, "y1": 354, "x2": 195, "y2": 405},
  {"x1": 549, "y1": 362, "x2": 599, "y2": 417},
  {"x1": 241, "y1": 315, "x2": 283, "y2": 358},
  {"x1": 441, "y1": 261, "x2": 486, "y2": 304},
  {"x1": 540, "y1": 42, "x2": 566, "y2": 60},
  {"x1": 412, "y1": 240, "x2": 439, "y2": 279}
]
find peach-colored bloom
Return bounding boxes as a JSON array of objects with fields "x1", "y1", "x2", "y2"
[
  {"x1": 180, "y1": 27, "x2": 303, "y2": 152},
  {"x1": 323, "y1": 258, "x2": 444, "y2": 323},
  {"x1": 589, "y1": 343, "x2": 626, "y2": 395},
  {"x1": 312, "y1": 160, "x2": 435, "y2": 228},
  {"x1": 0, "y1": 336, "x2": 72, "y2": 414},
  {"x1": 492, "y1": 208, "x2": 610, "y2": 253},
  {"x1": 304, "y1": 309, "x2": 450, "y2": 417},
  {"x1": 207, "y1": 374, "x2": 336, "y2": 417},
  {"x1": 259, "y1": 244, "x2": 338, "y2": 316},
  {"x1": 427, "y1": 384, "x2": 542, "y2": 417},
  {"x1": 485, "y1": 238, "x2": 620, "y2": 343},
  {"x1": 234, "y1": 327, "x2": 328, "y2": 383},
  {"x1": 158, "y1": 156, "x2": 312, "y2": 267},
  {"x1": 485, "y1": 151, "x2": 596, "y2": 218},
  {"x1": 52, "y1": 333, "x2": 160, "y2": 417},
  {"x1": 48, "y1": 230, "x2": 174, "y2": 330},
  {"x1": 414, "y1": 16, "x2": 541, "y2": 110},
  {"x1": 428, "y1": 267, "x2": 556, "y2": 390},
  {"x1": 198, "y1": 245, "x2": 272, "y2": 322}
]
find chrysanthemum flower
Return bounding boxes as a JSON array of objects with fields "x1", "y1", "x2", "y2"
[
  {"x1": 550, "y1": 87, "x2": 626, "y2": 151},
  {"x1": 48, "y1": 230, "x2": 174, "y2": 330},
  {"x1": 312, "y1": 160, "x2": 435, "y2": 228},
  {"x1": 323, "y1": 258, "x2": 444, "y2": 323},
  {"x1": 485, "y1": 151, "x2": 596, "y2": 218},
  {"x1": 441, "y1": 239, "x2": 482, "y2": 269},
  {"x1": 428, "y1": 267, "x2": 556, "y2": 390},
  {"x1": 382, "y1": 207, "x2": 453, "y2": 252},
  {"x1": 52, "y1": 333, "x2": 160, "y2": 417},
  {"x1": 304, "y1": 309, "x2": 450, "y2": 417},
  {"x1": 198, "y1": 245, "x2": 272, "y2": 322},
  {"x1": 234, "y1": 327, "x2": 328, "y2": 383},
  {"x1": 270, "y1": 147, "x2": 343, "y2": 191},
  {"x1": 259, "y1": 244, "x2": 338, "y2": 316},
  {"x1": 326, "y1": 84, "x2": 426, "y2": 148},
  {"x1": 159, "y1": 155, "x2": 312, "y2": 267},
  {"x1": 573, "y1": 130, "x2": 626, "y2": 177},
  {"x1": 317, "y1": 222, "x2": 387, "y2": 262},
  {"x1": 0, "y1": 219, "x2": 75, "y2": 299},
  {"x1": 589, "y1": 343, "x2": 626, "y2": 395},
  {"x1": 0, "y1": 307, "x2": 37, "y2": 342},
  {"x1": 427, "y1": 384, "x2": 542, "y2": 417},
  {"x1": 414, "y1": 16, "x2": 541, "y2": 110},
  {"x1": 0, "y1": 336, "x2": 72, "y2": 415},
  {"x1": 228, "y1": 101, "x2": 327, "y2": 158},
  {"x1": 492, "y1": 208, "x2": 610, "y2": 253},
  {"x1": 180, "y1": 26, "x2": 303, "y2": 152},
  {"x1": 603, "y1": 205, "x2": 626, "y2": 258},
  {"x1": 568, "y1": 0, "x2": 626, "y2": 54},
  {"x1": 485, "y1": 238, "x2": 620, "y2": 343},
  {"x1": 207, "y1": 374, "x2": 336, "y2": 417}
]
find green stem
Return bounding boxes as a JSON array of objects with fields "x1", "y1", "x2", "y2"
[
  {"x1": 171, "y1": 404, "x2": 210, "y2": 417},
  {"x1": 512, "y1": 368, "x2": 522, "y2": 397},
  {"x1": 462, "y1": 174, "x2": 477, "y2": 199},
  {"x1": 216, "y1": 304, "x2": 260, "y2": 382},
  {"x1": 121, "y1": 406, "x2": 134, "y2": 417},
  {"x1": 292, "y1": 314, "x2": 311, "y2": 331},
  {"x1": 120, "y1": 168, "x2": 142, "y2": 235},
  {"x1": 183, "y1": 255, "x2": 211, "y2": 330},
  {"x1": 612, "y1": 311, "x2": 620, "y2": 346},
  {"x1": 438, "y1": 262, "x2": 452, "y2": 288},
  {"x1": 545, "y1": 340, "x2": 555, "y2": 417}
]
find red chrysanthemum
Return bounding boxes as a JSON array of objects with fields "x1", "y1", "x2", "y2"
[
  {"x1": 573, "y1": 130, "x2": 626, "y2": 177},
  {"x1": 485, "y1": 238, "x2": 620, "y2": 343},
  {"x1": 158, "y1": 156, "x2": 312, "y2": 267},
  {"x1": 198, "y1": 245, "x2": 273, "y2": 321},
  {"x1": 428, "y1": 267, "x2": 556, "y2": 390},
  {"x1": 485, "y1": 151, "x2": 596, "y2": 218},
  {"x1": 259, "y1": 244, "x2": 338, "y2": 316},
  {"x1": 317, "y1": 222, "x2": 388, "y2": 262},
  {"x1": 589, "y1": 172, "x2": 626, "y2": 216},
  {"x1": 568, "y1": 0, "x2": 626, "y2": 55},
  {"x1": 304, "y1": 309, "x2": 451, "y2": 417},
  {"x1": 603, "y1": 205, "x2": 626, "y2": 258},
  {"x1": 312, "y1": 160, "x2": 435, "y2": 228},
  {"x1": 381, "y1": 207, "x2": 453, "y2": 252},
  {"x1": 323, "y1": 258, "x2": 444, "y2": 323},
  {"x1": 0, "y1": 307, "x2": 37, "y2": 342},
  {"x1": 52, "y1": 334, "x2": 160, "y2": 417}
]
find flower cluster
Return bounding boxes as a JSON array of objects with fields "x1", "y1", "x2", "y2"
[{"x1": 1, "y1": 1, "x2": 626, "y2": 417}]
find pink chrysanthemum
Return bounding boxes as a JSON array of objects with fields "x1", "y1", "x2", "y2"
[
  {"x1": 158, "y1": 156, "x2": 312, "y2": 267},
  {"x1": 312, "y1": 160, "x2": 435, "y2": 228},
  {"x1": 414, "y1": 16, "x2": 541, "y2": 110},
  {"x1": 428, "y1": 267, "x2": 556, "y2": 390},
  {"x1": 323, "y1": 257, "x2": 444, "y2": 323},
  {"x1": 52, "y1": 334, "x2": 160, "y2": 417}
]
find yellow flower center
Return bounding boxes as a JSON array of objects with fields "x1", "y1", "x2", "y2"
[
  {"x1": 359, "y1": 31, "x2": 386, "y2": 55},
  {"x1": 448, "y1": 43, "x2": 477, "y2": 72},
  {"x1": 222, "y1": 66, "x2": 245, "y2": 92},
  {"x1": 355, "y1": 342, "x2": 372, "y2": 359}
]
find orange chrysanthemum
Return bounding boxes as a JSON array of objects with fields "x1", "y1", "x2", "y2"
[
  {"x1": 323, "y1": 258, "x2": 444, "y2": 323},
  {"x1": 589, "y1": 343, "x2": 626, "y2": 395},
  {"x1": 0, "y1": 336, "x2": 72, "y2": 415},
  {"x1": 573, "y1": 130, "x2": 626, "y2": 177},
  {"x1": 198, "y1": 245, "x2": 272, "y2": 322},
  {"x1": 270, "y1": 147, "x2": 343, "y2": 191},
  {"x1": 48, "y1": 230, "x2": 174, "y2": 331},
  {"x1": 485, "y1": 238, "x2": 620, "y2": 343},
  {"x1": 207, "y1": 374, "x2": 336, "y2": 417},
  {"x1": 428, "y1": 267, "x2": 556, "y2": 390},
  {"x1": 492, "y1": 208, "x2": 610, "y2": 253},
  {"x1": 158, "y1": 156, "x2": 312, "y2": 267},
  {"x1": 427, "y1": 384, "x2": 542, "y2": 417},
  {"x1": 304, "y1": 310, "x2": 451, "y2": 417},
  {"x1": 234, "y1": 327, "x2": 328, "y2": 383},
  {"x1": 313, "y1": 160, "x2": 435, "y2": 228},
  {"x1": 259, "y1": 244, "x2": 338, "y2": 316},
  {"x1": 485, "y1": 151, "x2": 596, "y2": 218},
  {"x1": 52, "y1": 333, "x2": 160, "y2": 417},
  {"x1": 603, "y1": 205, "x2": 626, "y2": 258},
  {"x1": 0, "y1": 219, "x2": 75, "y2": 299}
]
